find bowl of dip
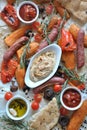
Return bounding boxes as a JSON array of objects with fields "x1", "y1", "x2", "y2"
[
  {"x1": 25, "y1": 43, "x2": 62, "y2": 88},
  {"x1": 60, "y1": 87, "x2": 83, "y2": 111},
  {"x1": 6, "y1": 95, "x2": 30, "y2": 120},
  {"x1": 17, "y1": 1, "x2": 39, "y2": 24}
]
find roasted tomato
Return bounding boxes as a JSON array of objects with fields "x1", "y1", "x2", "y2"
[
  {"x1": 34, "y1": 94, "x2": 42, "y2": 103},
  {"x1": 1, "y1": 4, "x2": 20, "y2": 30},
  {"x1": 60, "y1": 106, "x2": 69, "y2": 116},
  {"x1": 45, "y1": 4, "x2": 53, "y2": 14},
  {"x1": 1, "y1": 59, "x2": 18, "y2": 83},
  {"x1": 32, "y1": 21, "x2": 40, "y2": 31},
  {"x1": 34, "y1": 33, "x2": 43, "y2": 43}
]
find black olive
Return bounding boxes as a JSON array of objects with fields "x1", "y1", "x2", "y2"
[
  {"x1": 39, "y1": 5, "x2": 45, "y2": 14},
  {"x1": 58, "y1": 116, "x2": 70, "y2": 127},
  {"x1": 10, "y1": 81, "x2": 18, "y2": 92},
  {"x1": 23, "y1": 86, "x2": 30, "y2": 94},
  {"x1": 44, "y1": 87, "x2": 55, "y2": 101},
  {"x1": 10, "y1": 85, "x2": 18, "y2": 92},
  {"x1": 25, "y1": 30, "x2": 33, "y2": 38}
]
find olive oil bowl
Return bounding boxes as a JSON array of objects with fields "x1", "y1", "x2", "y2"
[{"x1": 6, "y1": 95, "x2": 30, "y2": 120}]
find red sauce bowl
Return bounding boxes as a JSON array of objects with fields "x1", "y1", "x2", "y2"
[
  {"x1": 60, "y1": 87, "x2": 83, "y2": 111},
  {"x1": 17, "y1": 1, "x2": 39, "y2": 24}
]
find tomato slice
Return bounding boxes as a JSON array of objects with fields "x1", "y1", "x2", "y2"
[
  {"x1": 34, "y1": 33, "x2": 42, "y2": 43},
  {"x1": 4, "y1": 92, "x2": 13, "y2": 101},
  {"x1": 31, "y1": 101, "x2": 39, "y2": 110},
  {"x1": 34, "y1": 94, "x2": 42, "y2": 103},
  {"x1": 53, "y1": 84, "x2": 62, "y2": 92}
]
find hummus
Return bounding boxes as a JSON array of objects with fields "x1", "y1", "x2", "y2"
[{"x1": 30, "y1": 51, "x2": 56, "y2": 82}]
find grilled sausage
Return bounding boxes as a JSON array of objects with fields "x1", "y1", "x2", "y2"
[
  {"x1": 33, "y1": 76, "x2": 65, "y2": 94},
  {"x1": 77, "y1": 29, "x2": 85, "y2": 68},
  {"x1": 37, "y1": 25, "x2": 58, "y2": 52},
  {"x1": 3, "y1": 36, "x2": 28, "y2": 62}
]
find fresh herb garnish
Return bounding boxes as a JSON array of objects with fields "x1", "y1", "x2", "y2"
[
  {"x1": 61, "y1": 65, "x2": 87, "y2": 83},
  {"x1": 0, "y1": 115, "x2": 29, "y2": 130},
  {"x1": 55, "y1": 79, "x2": 68, "y2": 108}
]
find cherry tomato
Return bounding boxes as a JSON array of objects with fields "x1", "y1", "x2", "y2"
[
  {"x1": 60, "y1": 106, "x2": 69, "y2": 116},
  {"x1": 34, "y1": 33, "x2": 42, "y2": 43},
  {"x1": 34, "y1": 94, "x2": 42, "y2": 103},
  {"x1": 4, "y1": 92, "x2": 13, "y2": 101},
  {"x1": 53, "y1": 84, "x2": 62, "y2": 92},
  {"x1": 31, "y1": 101, "x2": 39, "y2": 110},
  {"x1": 32, "y1": 21, "x2": 40, "y2": 30}
]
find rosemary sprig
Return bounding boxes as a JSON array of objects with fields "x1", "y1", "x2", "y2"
[
  {"x1": 20, "y1": 40, "x2": 30, "y2": 68},
  {"x1": 0, "y1": 115, "x2": 29, "y2": 130},
  {"x1": 61, "y1": 65, "x2": 87, "y2": 83},
  {"x1": 57, "y1": 10, "x2": 67, "y2": 41},
  {"x1": 55, "y1": 79, "x2": 68, "y2": 108}
]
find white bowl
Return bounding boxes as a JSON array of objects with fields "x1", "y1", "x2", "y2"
[
  {"x1": 6, "y1": 95, "x2": 30, "y2": 120},
  {"x1": 60, "y1": 87, "x2": 83, "y2": 111},
  {"x1": 17, "y1": 1, "x2": 39, "y2": 24},
  {"x1": 25, "y1": 43, "x2": 62, "y2": 88}
]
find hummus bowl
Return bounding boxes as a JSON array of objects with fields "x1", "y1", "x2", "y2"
[{"x1": 25, "y1": 43, "x2": 62, "y2": 88}]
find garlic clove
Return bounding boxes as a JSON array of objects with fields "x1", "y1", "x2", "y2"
[{"x1": 9, "y1": 108, "x2": 17, "y2": 117}]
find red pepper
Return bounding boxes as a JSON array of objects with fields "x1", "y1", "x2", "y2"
[
  {"x1": 1, "y1": 4, "x2": 20, "y2": 30},
  {"x1": 59, "y1": 29, "x2": 76, "y2": 51},
  {"x1": 1, "y1": 59, "x2": 18, "y2": 83}
]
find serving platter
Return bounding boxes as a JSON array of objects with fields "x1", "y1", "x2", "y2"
[{"x1": 0, "y1": 0, "x2": 87, "y2": 130}]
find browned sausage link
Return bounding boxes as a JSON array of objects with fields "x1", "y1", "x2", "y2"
[
  {"x1": 33, "y1": 76, "x2": 65, "y2": 94},
  {"x1": 77, "y1": 29, "x2": 85, "y2": 68},
  {"x1": 37, "y1": 25, "x2": 58, "y2": 52},
  {"x1": 3, "y1": 36, "x2": 29, "y2": 62}
]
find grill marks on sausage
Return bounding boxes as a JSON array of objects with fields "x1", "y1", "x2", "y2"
[
  {"x1": 77, "y1": 29, "x2": 85, "y2": 68},
  {"x1": 37, "y1": 25, "x2": 58, "y2": 52},
  {"x1": 3, "y1": 36, "x2": 29, "y2": 62},
  {"x1": 33, "y1": 76, "x2": 65, "y2": 94}
]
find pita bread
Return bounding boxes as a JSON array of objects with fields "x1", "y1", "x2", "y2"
[
  {"x1": 57, "y1": 0, "x2": 87, "y2": 23},
  {"x1": 29, "y1": 98, "x2": 59, "y2": 130}
]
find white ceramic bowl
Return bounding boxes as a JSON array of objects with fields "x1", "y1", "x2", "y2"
[
  {"x1": 25, "y1": 43, "x2": 62, "y2": 88},
  {"x1": 6, "y1": 95, "x2": 30, "y2": 120},
  {"x1": 17, "y1": 1, "x2": 39, "y2": 24},
  {"x1": 60, "y1": 87, "x2": 83, "y2": 111}
]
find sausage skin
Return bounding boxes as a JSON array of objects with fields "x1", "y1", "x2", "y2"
[
  {"x1": 3, "y1": 36, "x2": 28, "y2": 62},
  {"x1": 33, "y1": 76, "x2": 65, "y2": 94},
  {"x1": 37, "y1": 25, "x2": 58, "y2": 52},
  {"x1": 77, "y1": 29, "x2": 85, "y2": 68}
]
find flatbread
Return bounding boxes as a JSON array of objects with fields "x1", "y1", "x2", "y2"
[
  {"x1": 57, "y1": 0, "x2": 87, "y2": 23},
  {"x1": 29, "y1": 98, "x2": 59, "y2": 130}
]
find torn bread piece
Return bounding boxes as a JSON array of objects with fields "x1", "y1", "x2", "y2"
[{"x1": 29, "y1": 98, "x2": 59, "y2": 130}]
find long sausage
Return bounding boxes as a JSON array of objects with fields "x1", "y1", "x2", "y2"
[
  {"x1": 37, "y1": 25, "x2": 58, "y2": 52},
  {"x1": 33, "y1": 76, "x2": 65, "y2": 94},
  {"x1": 3, "y1": 36, "x2": 28, "y2": 62},
  {"x1": 77, "y1": 29, "x2": 85, "y2": 68}
]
